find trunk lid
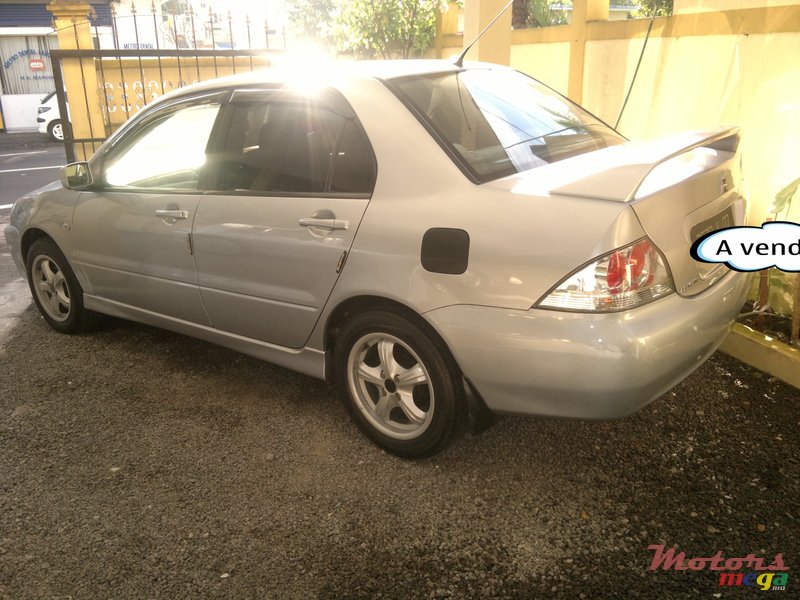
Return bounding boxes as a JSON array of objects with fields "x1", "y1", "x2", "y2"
[
  {"x1": 629, "y1": 143, "x2": 743, "y2": 297},
  {"x1": 500, "y1": 127, "x2": 744, "y2": 298}
]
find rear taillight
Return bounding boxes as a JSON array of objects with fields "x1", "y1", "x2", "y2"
[{"x1": 536, "y1": 238, "x2": 675, "y2": 312}]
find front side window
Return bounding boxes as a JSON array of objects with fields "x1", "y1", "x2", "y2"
[
  {"x1": 103, "y1": 101, "x2": 221, "y2": 190},
  {"x1": 390, "y1": 69, "x2": 625, "y2": 183}
]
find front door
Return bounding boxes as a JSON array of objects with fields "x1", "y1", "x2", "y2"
[
  {"x1": 192, "y1": 90, "x2": 377, "y2": 348},
  {"x1": 72, "y1": 96, "x2": 223, "y2": 324}
]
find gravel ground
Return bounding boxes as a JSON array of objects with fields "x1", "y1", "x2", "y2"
[
  {"x1": 1, "y1": 302, "x2": 798, "y2": 598},
  {"x1": 0, "y1": 188, "x2": 798, "y2": 599}
]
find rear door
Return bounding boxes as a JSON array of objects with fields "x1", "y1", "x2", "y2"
[
  {"x1": 72, "y1": 93, "x2": 223, "y2": 324},
  {"x1": 192, "y1": 88, "x2": 376, "y2": 348}
]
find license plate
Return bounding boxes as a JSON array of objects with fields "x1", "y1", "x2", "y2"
[{"x1": 690, "y1": 206, "x2": 734, "y2": 243}]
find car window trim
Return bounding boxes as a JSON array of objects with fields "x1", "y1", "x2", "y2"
[
  {"x1": 202, "y1": 190, "x2": 372, "y2": 200},
  {"x1": 93, "y1": 187, "x2": 212, "y2": 196}
]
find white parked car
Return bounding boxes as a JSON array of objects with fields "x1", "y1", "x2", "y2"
[{"x1": 37, "y1": 91, "x2": 70, "y2": 142}]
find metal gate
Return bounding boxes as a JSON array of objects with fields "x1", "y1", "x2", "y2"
[{"x1": 50, "y1": 5, "x2": 282, "y2": 162}]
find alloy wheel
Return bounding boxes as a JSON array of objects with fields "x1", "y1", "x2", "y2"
[
  {"x1": 347, "y1": 332, "x2": 435, "y2": 440},
  {"x1": 31, "y1": 255, "x2": 71, "y2": 322}
]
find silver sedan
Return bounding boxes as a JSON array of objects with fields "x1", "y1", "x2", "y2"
[{"x1": 5, "y1": 60, "x2": 750, "y2": 457}]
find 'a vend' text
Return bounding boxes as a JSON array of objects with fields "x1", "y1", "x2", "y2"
[
  {"x1": 690, "y1": 221, "x2": 800, "y2": 272},
  {"x1": 647, "y1": 544, "x2": 790, "y2": 591},
  {"x1": 715, "y1": 239, "x2": 800, "y2": 256}
]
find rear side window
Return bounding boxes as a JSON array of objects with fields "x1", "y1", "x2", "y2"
[
  {"x1": 212, "y1": 98, "x2": 375, "y2": 196},
  {"x1": 390, "y1": 69, "x2": 624, "y2": 183},
  {"x1": 330, "y1": 120, "x2": 375, "y2": 194}
]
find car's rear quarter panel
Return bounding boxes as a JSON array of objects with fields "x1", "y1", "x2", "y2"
[{"x1": 309, "y1": 76, "x2": 648, "y2": 351}]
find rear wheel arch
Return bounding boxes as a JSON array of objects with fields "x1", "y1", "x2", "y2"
[
  {"x1": 324, "y1": 296, "x2": 496, "y2": 439},
  {"x1": 323, "y1": 295, "x2": 462, "y2": 383},
  {"x1": 329, "y1": 299, "x2": 468, "y2": 457}
]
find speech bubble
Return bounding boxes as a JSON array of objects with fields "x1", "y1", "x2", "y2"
[{"x1": 690, "y1": 221, "x2": 800, "y2": 272}]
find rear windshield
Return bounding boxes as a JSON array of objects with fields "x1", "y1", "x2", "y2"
[{"x1": 389, "y1": 69, "x2": 625, "y2": 183}]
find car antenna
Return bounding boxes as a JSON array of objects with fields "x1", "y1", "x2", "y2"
[{"x1": 454, "y1": 0, "x2": 515, "y2": 68}]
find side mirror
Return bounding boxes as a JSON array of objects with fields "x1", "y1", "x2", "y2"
[{"x1": 60, "y1": 161, "x2": 93, "y2": 190}]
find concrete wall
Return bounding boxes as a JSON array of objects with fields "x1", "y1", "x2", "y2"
[
  {"x1": 510, "y1": 41, "x2": 570, "y2": 94},
  {"x1": 580, "y1": 31, "x2": 800, "y2": 230}
]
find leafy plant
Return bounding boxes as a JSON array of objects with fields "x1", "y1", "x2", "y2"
[
  {"x1": 752, "y1": 177, "x2": 800, "y2": 345},
  {"x1": 287, "y1": 0, "x2": 338, "y2": 45},
  {"x1": 287, "y1": 0, "x2": 444, "y2": 59},
  {"x1": 512, "y1": 0, "x2": 571, "y2": 29},
  {"x1": 633, "y1": 0, "x2": 673, "y2": 18},
  {"x1": 335, "y1": 0, "x2": 443, "y2": 59},
  {"x1": 772, "y1": 178, "x2": 800, "y2": 344},
  {"x1": 769, "y1": 176, "x2": 800, "y2": 219}
]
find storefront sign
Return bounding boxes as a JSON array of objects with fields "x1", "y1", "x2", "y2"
[{"x1": 2, "y1": 48, "x2": 50, "y2": 70}]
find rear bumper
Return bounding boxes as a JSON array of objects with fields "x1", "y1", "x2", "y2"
[{"x1": 425, "y1": 269, "x2": 751, "y2": 419}]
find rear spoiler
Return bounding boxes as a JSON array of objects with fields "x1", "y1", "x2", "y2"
[{"x1": 550, "y1": 127, "x2": 740, "y2": 203}]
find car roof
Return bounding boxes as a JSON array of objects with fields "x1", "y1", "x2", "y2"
[
  {"x1": 98, "y1": 59, "x2": 511, "y2": 156},
  {"x1": 160, "y1": 59, "x2": 502, "y2": 103}
]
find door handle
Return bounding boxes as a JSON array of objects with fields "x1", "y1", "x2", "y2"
[
  {"x1": 155, "y1": 209, "x2": 189, "y2": 220},
  {"x1": 299, "y1": 217, "x2": 349, "y2": 231}
]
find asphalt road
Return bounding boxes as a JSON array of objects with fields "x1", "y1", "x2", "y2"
[
  {"x1": 0, "y1": 133, "x2": 798, "y2": 598},
  {"x1": 0, "y1": 133, "x2": 66, "y2": 208}
]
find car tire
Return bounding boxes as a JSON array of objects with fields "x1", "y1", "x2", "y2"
[
  {"x1": 335, "y1": 309, "x2": 461, "y2": 458},
  {"x1": 47, "y1": 119, "x2": 64, "y2": 142},
  {"x1": 26, "y1": 238, "x2": 97, "y2": 333}
]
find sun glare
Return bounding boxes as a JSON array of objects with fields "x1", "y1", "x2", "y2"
[{"x1": 277, "y1": 42, "x2": 336, "y2": 95}]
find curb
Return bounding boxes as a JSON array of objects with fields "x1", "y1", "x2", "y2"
[{"x1": 720, "y1": 323, "x2": 800, "y2": 390}]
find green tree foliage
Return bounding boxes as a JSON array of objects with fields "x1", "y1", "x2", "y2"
[
  {"x1": 512, "y1": 0, "x2": 570, "y2": 29},
  {"x1": 286, "y1": 0, "x2": 444, "y2": 58},
  {"x1": 287, "y1": 0, "x2": 337, "y2": 44},
  {"x1": 336, "y1": 0, "x2": 442, "y2": 59},
  {"x1": 633, "y1": 0, "x2": 674, "y2": 18}
]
